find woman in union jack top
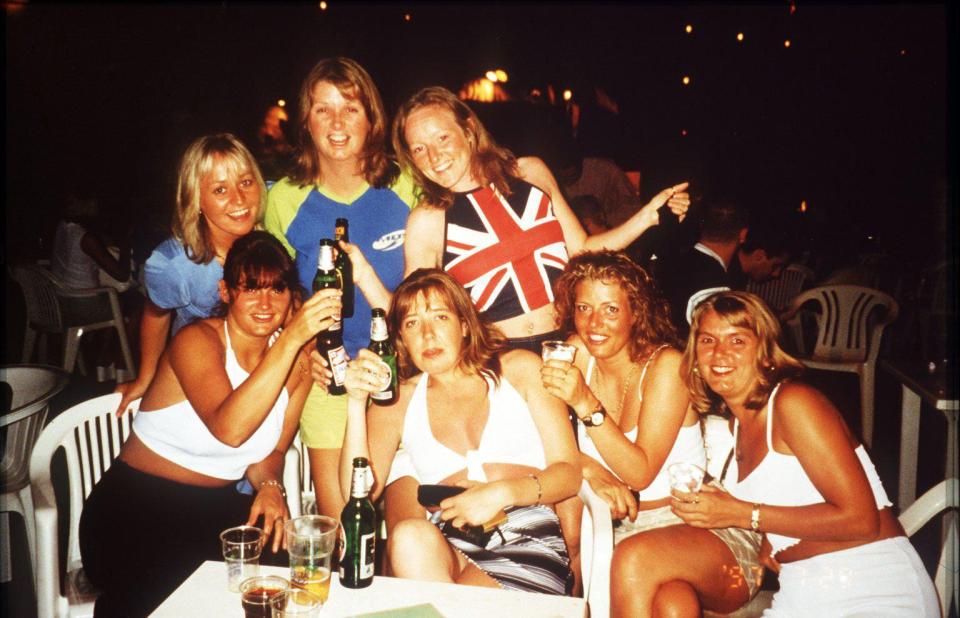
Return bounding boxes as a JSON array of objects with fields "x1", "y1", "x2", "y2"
[{"x1": 392, "y1": 86, "x2": 691, "y2": 352}]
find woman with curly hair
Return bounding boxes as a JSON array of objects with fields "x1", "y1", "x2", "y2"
[{"x1": 393, "y1": 86, "x2": 690, "y2": 354}]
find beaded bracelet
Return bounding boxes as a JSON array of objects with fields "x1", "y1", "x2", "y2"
[
  {"x1": 750, "y1": 503, "x2": 762, "y2": 531},
  {"x1": 260, "y1": 478, "x2": 287, "y2": 500},
  {"x1": 528, "y1": 474, "x2": 542, "y2": 507}
]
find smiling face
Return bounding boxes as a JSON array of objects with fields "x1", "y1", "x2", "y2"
[
  {"x1": 307, "y1": 80, "x2": 371, "y2": 169},
  {"x1": 573, "y1": 279, "x2": 638, "y2": 361},
  {"x1": 398, "y1": 290, "x2": 468, "y2": 376},
  {"x1": 403, "y1": 105, "x2": 477, "y2": 192},
  {"x1": 694, "y1": 309, "x2": 761, "y2": 406},
  {"x1": 199, "y1": 155, "x2": 261, "y2": 248},
  {"x1": 220, "y1": 280, "x2": 292, "y2": 339}
]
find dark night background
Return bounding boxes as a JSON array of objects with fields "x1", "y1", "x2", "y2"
[{"x1": 4, "y1": 2, "x2": 954, "y2": 269}]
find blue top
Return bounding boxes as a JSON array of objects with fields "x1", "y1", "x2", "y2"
[
  {"x1": 264, "y1": 173, "x2": 415, "y2": 357},
  {"x1": 144, "y1": 237, "x2": 223, "y2": 335}
]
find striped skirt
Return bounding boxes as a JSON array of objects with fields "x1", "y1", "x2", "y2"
[{"x1": 430, "y1": 505, "x2": 573, "y2": 595}]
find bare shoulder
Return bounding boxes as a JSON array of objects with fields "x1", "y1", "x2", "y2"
[
  {"x1": 517, "y1": 156, "x2": 551, "y2": 184},
  {"x1": 501, "y1": 348, "x2": 541, "y2": 378},
  {"x1": 170, "y1": 319, "x2": 223, "y2": 356},
  {"x1": 773, "y1": 380, "x2": 849, "y2": 441}
]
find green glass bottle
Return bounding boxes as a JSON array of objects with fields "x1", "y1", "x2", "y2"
[
  {"x1": 334, "y1": 218, "x2": 355, "y2": 319},
  {"x1": 313, "y1": 240, "x2": 347, "y2": 396},
  {"x1": 368, "y1": 308, "x2": 398, "y2": 405},
  {"x1": 339, "y1": 457, "x2": 376, "y2": 588}
]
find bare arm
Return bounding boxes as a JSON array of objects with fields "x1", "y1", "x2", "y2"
[
  {"x1": 115, "y1": 299, "x2": 171, "y2": 415},
  {"x1": 674, "y1": 382, "x2": 880, "y2": 542},
  {"x1": 518, "y1": 156, "x2": 689, "y2": 255},
  {"x1": 339, "y1": 349, "x2": 405, "y2": 502},
  {"x1": 80, "y1": 230, "x2": 131, "y2": 282},
  {"x1": 403, "y1": 205, "x2": 445, "y2": 276},
  {"x1": 339, "y1": 240, "x2": 391, "y2": 311},
  {"x1": 171, "y1": 288, "x2": 340, "y2": 447}
]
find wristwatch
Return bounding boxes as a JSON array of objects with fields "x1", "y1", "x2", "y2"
[{"x1": 581, "y1": 402, "x2": 606, "y2": 427}]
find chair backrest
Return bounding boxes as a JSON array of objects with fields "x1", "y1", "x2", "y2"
[
  {"x1": 898, "y1": 478, "x2": 958, "y2": 617},
  {"x1": 746, "y1": 263, "x2": 815, "y2": 314},
  {"x1": 578, "y1": 480, "x2": 613, "y2": 618},
  {"x1": 1, "y1": 365, "x2": 70, "y2": 489},
  {"x1": 290, "y1": 434, "x2": 316, "y2": 512},
  {"x1": 11, "y1": 264, "x2": 65, "y2": 332},
  {"x1": 789, "y1": 285, "x2": 899, "y2": 364},
  {"x1": 29, "y1": 393, "x2": 138, "y2": 573}
]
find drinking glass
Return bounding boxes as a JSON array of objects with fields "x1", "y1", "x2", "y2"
[
  {"x1": 284, "y1": 515, "x2": 338, "y2": 604},
  {"x1": 270, "y1": 589, "x2": 322, "y2": 617},
  {"x1": 541, "y1": 340, "x2": 577, "y2": 364},
  {"x1": 240, "y1": 575, "x2": 290, "y2": 618},
  {"x1": 221, "y1": 525, "x2": 264, "y2": 592},
  {"x1": 668, "y1": 462, "x2": 705, "y2": 494}
]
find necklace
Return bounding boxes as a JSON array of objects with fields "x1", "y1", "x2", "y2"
[{"x1": 595, "y1": 361, "x2": 641, "y2": 422}]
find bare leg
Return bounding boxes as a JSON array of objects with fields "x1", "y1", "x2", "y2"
[
  {"x1": 653, "y1": 580, "x2": 700, "y2": 618},
  {"x1": 382, "y1": 477, "x2": 422, "y2": 576},
  {"x1": 555, "y1": 495, "x2": 583, "y2": 596},
  {"x1": 308, "y1": 447, "x2": 346, "y2": 519},
  {"x1": 388, "y1": 518, "x2": 500, "y2": 588},
  {"x1": 612, "y1": 525, "x2": 751, "y2": 618}
]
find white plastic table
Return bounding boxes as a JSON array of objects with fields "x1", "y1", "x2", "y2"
[
  {"x1": 880, "y1": 360, "x2": 958, "y2": 510},
  {"x1": 151, "y1": 560, "x2": 587, "y2": 617}
]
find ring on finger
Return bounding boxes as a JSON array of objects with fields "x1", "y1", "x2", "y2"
[{"x1": 693, "y1": 494, "x2": 700, "y2": 504}]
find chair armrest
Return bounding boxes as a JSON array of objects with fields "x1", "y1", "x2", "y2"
[
  {"x1": 54, "y1": 284, "x2": 120, "y2": 301},
  {"x1": 283, "y1": 446, "x2": 302, "y2": 518},
  {"x1": 899, "y1": 478, "x2": 956, "y2": 536}
]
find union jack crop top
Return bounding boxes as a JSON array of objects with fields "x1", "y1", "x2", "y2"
[{"x1": 442, "y1": 179, "x2": 568, "y2": 323}]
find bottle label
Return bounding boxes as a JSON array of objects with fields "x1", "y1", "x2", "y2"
[
  {"x1": 359, "y1": 532, "x2": 375, "y2": 579},
  {"x1": 370, "y1": 355, "x2": 396, "y2": 401},
  {"x1": 370, "y1": 318, "x2": 388, "y2": 341},
  {"x1": 328, "y1": 345, "x2": 348, "y2": 386}
]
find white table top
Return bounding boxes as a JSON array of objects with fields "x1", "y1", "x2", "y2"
[{"x1": 151, "y1": 560, "x2": 586, "y2": 618}]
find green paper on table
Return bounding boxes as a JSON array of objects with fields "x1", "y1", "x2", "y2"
[{"x1": 348, "y1": 603, "x2": 445, "y2": 618}]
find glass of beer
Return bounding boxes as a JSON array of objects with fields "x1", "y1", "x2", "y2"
[
  {"x1": 269, "y1": 589, "x2": 322, "y2": 617},
  {"x1": 284, "y1": 515, "x2": 338, "y2": 604},
  {"x1": 240, "y1": 575, "x2": 289, "y2": 618},
  {"x1": 221, "y1": 525, "x2": 264, "y2": 592},
  {"x1": 542, "y1": 340, "x2": 577, "y2": 364}
]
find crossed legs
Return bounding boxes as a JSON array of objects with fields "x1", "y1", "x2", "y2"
[{"x1": 612, "y1": 524, "x2": 753, "y2": 618}]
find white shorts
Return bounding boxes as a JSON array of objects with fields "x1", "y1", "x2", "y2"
[{"x1": 764, "y1": 537, "x2": 939, "y2": 617}]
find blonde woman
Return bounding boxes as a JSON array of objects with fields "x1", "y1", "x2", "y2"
[{"x1": 115, "y1": 133, "x2": 265, "y2": 414}]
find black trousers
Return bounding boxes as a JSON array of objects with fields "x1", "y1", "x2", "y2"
[{"x1": 79, "y1": 461, "x2": 283, "y2": 617}]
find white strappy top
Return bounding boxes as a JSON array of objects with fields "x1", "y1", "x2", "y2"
[
  {"x1": 132, "y1": 322, "x2": 289, "y2": 480},
  {"x1": 578, "y1": 345, "x2": 706, "y2": 501},
  {"x1": 725, "y1": 383, "x2": 892, "y2": 556},
  {"x1": 400, "y1": 372, "x2": 547, "y2": 484}
]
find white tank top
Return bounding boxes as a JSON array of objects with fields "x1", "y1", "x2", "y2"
[
  {"x1": 578, "y1": 346, "x2": 706, "y2": 501},
  {"x1": 725, "y1": 382, "x2": 892, "y2": 556},
  {"x1": 132, "y1": 322, "x2": 289, "y2": 480},
  {"x1": 400, "y1": 372, "x2": 547, "y2": 484}
]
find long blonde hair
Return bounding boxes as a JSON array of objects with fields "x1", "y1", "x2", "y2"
[
  {"x1": 173, "y1": 133, "x2": 265, "y2": 264},
  {"x1": 682, "y1": 291, "x2": 803, "y2": 415}
]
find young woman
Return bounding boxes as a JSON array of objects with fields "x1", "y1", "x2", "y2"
[
  {"x1": 339, "y1": 269, "x2": 581, "y2": 595},
  {"x1": 115, "y1": 133, "x2": 265, "y2": 414},
  {"x1": 264, "y1": 57, "x2": 415, "y2": 518},
  {"x1": 612, "y1": 291, "x2": 938, "y2": 617},
  {"x1": 80, "y1": 232, "x2": 341, "y2": 617},
  {"x1": 392, "y1": 86, "x2": 690, "y2": 353}
]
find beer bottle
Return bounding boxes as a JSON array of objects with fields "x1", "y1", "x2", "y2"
[
  {"x1": 314, "y1": 240, "x2": 347, "y2": 396},
  {"x1": 368, "y1": 308, "x2": 398, "y2": 405},
  {"x1": 339, "y1": 457, "x2": 376, "y2": 588},
  {"x1": 334, "y1": 218, "x2": 355, "y2": 319}
]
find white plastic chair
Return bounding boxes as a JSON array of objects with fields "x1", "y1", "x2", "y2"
[
  {"x1": 0, "y1": 365, "x2": 69, "y2": 586},
  {"x1": 11, "y1": 263, "x2": 136, "y2": 380},
  {"x1": 899, "y1": 477, "x2": 958, "y2": 618},
  {"x1": 290, "y1": 433, "x2": 317, "y2": 515},
  {"x1": 783, "y1": 285, "x2": 898, "y2": 449},
  {"x1": 745, "y1": 263, "x2": 815, "y2": 314},
  {"x1": 29, "y1": 392, "x2": 303, "y2": 618},
  {"x1": 578, "y1": 480, "x2": 613, "y2": 618}
]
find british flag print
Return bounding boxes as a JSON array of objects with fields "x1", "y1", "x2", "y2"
[{"x1": 445, "y1": 184, "x2": 568, "y2": 315}]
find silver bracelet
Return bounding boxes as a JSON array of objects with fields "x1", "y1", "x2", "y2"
[{"x1": 259, "y1": 478, "x2": 287, "y2": 500}]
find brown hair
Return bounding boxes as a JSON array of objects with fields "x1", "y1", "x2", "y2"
[
  {"x1": 289, "y1": 57, "x2": 398, "y2": 189},
  {"x1": 214, "y1": 231, "x2": 300, "y2": 317},
  {"x1": 682, "y1": 290, "x2": 803, "y2": 415},
  {"x1": 388, "y1": 269, "x2": 507, "y2": 382},
  {"x1": 391, "y1": 86, "x2": 518, "y2": 209},
  {"x1": 173, "y1": 133, "x2": 266, "y2": 264},
  {"x1": 554, "y1": 251, "x2": 679, "y2": 360}
]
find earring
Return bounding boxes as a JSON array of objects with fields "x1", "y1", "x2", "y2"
[{"x1": 692, "y1": 366, "x2": 700, "y2": 374}]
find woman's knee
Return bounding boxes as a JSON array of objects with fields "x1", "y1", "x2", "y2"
[
  {"x1": 387, "y1": 519, "x2": 444, "y2": 571},
  {"x1": 612, "y1": 532, "x2": 665, "y2": 584},
  {"x1": 652, "y1": 580, "x2": 700, "y2": 618}
]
